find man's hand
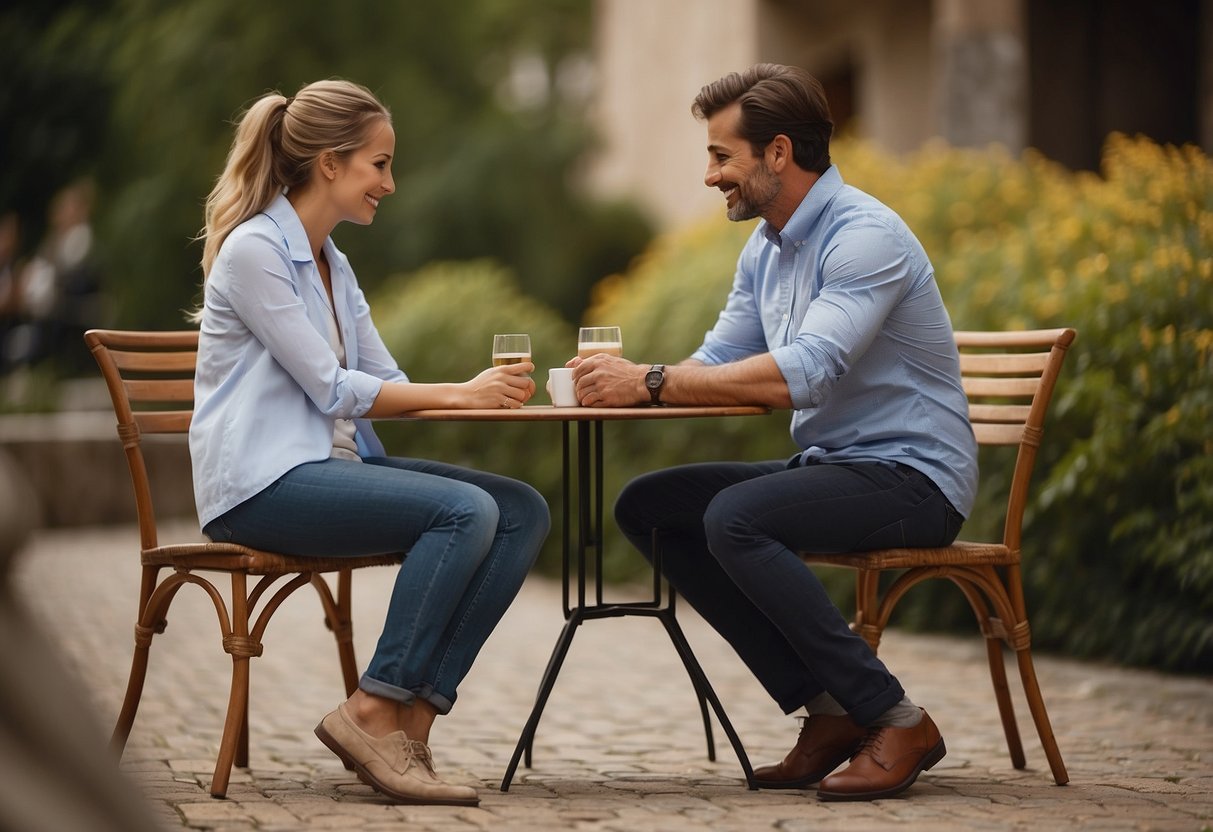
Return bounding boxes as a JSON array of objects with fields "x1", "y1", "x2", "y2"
[{"x1": 569, "y1": 354, "x2": 647, "y2": 407}]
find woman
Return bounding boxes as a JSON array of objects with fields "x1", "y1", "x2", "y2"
[{"x1": 189, "y1": 79, "x2": 549, "y2": 806}]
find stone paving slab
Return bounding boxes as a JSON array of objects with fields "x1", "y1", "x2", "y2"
[{"x1": 11, "y1": 523, "x2": 1213, "y2": 831}]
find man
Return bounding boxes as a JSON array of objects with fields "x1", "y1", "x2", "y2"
[{"x1": 571, "y1": 64, "x2": 977, "y2": 801}]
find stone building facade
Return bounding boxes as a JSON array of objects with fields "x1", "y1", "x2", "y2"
[{"x1": 589, "y1": 0, "x2": 1211, "y2": 229}]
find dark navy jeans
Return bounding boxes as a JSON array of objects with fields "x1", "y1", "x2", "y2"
[
  {"x1": 614, "y1": 458, "x2": 963, "y2": 725},
  {"x1": 205, "y1": 456, "x2": 550, "y2": 714}
]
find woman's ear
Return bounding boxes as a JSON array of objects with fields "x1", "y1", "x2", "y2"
[{"x1": 318, "y1": 151, "x2": 339, "y2": 181}]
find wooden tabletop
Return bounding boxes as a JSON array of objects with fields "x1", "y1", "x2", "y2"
[{"x1": 397, "y1": 404, "x2": 770, "y2": 422}]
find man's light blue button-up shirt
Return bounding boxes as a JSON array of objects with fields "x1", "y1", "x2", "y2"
[
  {"x1": 189, "y1": 194, "x2": 407, "y2": 528},
  {"x1": 691, "y1": 166, "x2": 978, "y2": 516}
]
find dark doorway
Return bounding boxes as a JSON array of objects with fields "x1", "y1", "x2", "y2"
[{"x1": 1028, "y1": 0, "x2": 1200, "y2": 170}]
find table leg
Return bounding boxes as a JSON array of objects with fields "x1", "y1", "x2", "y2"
[
  {"x1": 499, "y1": 418, "x2": 755, "y2": 792},
  {"x1": 656, "y1": 602, "x2": 757, "y2": 788},
  {"x1": 499, "y1": 609, "x2": 585, "y2": 791}
]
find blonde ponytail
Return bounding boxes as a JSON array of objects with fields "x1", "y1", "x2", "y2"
[{"x1": 200, "y1": 94, "x2": 289, "y2": 280}]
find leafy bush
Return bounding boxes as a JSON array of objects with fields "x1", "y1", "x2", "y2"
[
  {"x1": 370, "y1": 260, "x2": 576, "y2": 574},
  {"x1": 587, "y1": 134, "x2": 1212, "y2": 672}
]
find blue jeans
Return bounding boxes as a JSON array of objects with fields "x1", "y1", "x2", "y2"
[
  {"x1": 204, "y1": 457, "x2": 550, "y2": 714},
  {"x1": 614, "y1": 459, "x2": 963, "y2": 725}
]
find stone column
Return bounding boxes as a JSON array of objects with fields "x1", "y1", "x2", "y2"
[
  {"x1": 933, "y1": 0, "x2": 1028, "y2": 152},
  {"x1": 590, "y1": 0, "x2": 761, "y2": 228}
]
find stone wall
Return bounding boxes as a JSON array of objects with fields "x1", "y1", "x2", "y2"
[{"x1": 0, "y1": 412, "x2": 195, "y2": 529}]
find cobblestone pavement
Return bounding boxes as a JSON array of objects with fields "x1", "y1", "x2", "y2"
[{"x1": 12, "y1": 523, "x2": 1213, "y2": 831}]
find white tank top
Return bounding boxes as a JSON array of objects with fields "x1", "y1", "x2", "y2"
[{"x1": 323, "y1": 302, "x2": 361, "y2": 462}]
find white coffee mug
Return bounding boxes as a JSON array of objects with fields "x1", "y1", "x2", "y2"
[{"x1": 547, "y1": 367, "x2": 578, "y2": 407}]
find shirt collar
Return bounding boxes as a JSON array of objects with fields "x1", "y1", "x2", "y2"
[
  {"x1": 262, "y1": 191, "x2": 346, "y2": 315},
  {"x1": 263, "y1": 192, "x2": 316, "y2": 264},
  {"x1": 760, "y1": 164, "x2": 845, "y2": 247}
]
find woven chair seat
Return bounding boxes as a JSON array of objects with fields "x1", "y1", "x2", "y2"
[
  {"x1": 806, "y1": 540, "x2": 1017, "y2": 571},
  {"x1": 144, "y1": 543, "x2": 404, "y2": 574}
]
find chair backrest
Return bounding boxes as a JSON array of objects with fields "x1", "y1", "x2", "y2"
[
  {"x1": 84, "y1": 329, "x2": 199, "y2": 551},
  {"x1": 955, "y1": 328, "x2": 1077, "y2": 552}
]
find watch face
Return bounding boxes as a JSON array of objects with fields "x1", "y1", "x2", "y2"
[{"x1": 646, "y1": 371, "x2": 661, "y2": 388}]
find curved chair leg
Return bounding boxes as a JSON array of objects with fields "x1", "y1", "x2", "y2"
[
  {"x1": 334, "y1": 570, "x2": 360, "y2": 696},
  {"x1": 211, "y1": 654, "x2": 252, "y2": 798},
  {"x1": 1015, "y1": 646, "x2": 1069, "y2": 785},
  {"x1": 236, "y1": 699, "x2": 250, "y2": 769},
  {"x1": 110, "y1": 626, "x2": 156, "y2": 755},
  {"x1": 948, "y1": 572, "x2": 1029, "y2": 771},
  {"x1": 983, "y1": 635, "x2": 1026, "y2": 769},
  {"x1": 211, "y1": 573, "x2": 257, "y2": 798},
  {"x1": 854, "y1": 569, "x2": 883, "y2": 652},
  {"x1": 312, "y1": 572, "x2": 360, "y2": 696},
  {"x1": 111, "y1": 566, "x2": 165, "y2": 756},
  {"x1": 309, "y1": 571, "x2": 357, "y2": 772}
]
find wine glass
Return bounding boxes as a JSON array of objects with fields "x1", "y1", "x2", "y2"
[
  {"x1": 492, "y1": 333, "x2": 532, "y2": 371},
  {"x1": 577, "y1": 326, "x2": 622, "y2": 359}
]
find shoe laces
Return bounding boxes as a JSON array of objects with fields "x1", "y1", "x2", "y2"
[
  {"x1": 854, "y1": 726, "x2": 887, "y2": 761},
  {"x1": 396, "y1": 737, "x2": 437, "y2": 776}
]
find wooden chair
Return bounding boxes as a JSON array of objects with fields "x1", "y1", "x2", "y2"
[
  {"x1": 803, "y1": 327, "x2": 1076, "y2": 786},
  {"x1": 84, "y1": 329, "x2": 405, "y2": 798}
]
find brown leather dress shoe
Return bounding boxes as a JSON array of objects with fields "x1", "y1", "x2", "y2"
[
  {"x1": 817, "y1": 709, "x2": 946, "y2": 801},
  {"x1": 753, "y1": 713, "x2": 867, "y2": 789}
]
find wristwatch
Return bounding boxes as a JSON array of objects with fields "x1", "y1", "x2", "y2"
[{"x1": 645, "y1": 364, "x2": 666, "y2": 405}]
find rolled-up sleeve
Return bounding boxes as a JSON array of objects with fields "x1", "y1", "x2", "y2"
[{"x1": 770, "y1": 340, "x2": 835, "y2": 409}]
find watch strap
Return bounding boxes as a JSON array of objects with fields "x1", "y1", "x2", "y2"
[{"x1": 647, "y1": 363, "x2": 666, "y2": 404}]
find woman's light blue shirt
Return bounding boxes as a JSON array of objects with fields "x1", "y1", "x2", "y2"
[
  {"x1": 691, "y1": 166, "x2": 978, "y2": 516},
  {"x1": 189, "y1": 194, "x2": 407, "y2": 528}
]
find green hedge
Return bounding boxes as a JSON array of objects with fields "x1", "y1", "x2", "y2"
[
  {"x1": 585, "y1": 134, "x2": 1212, "y2": 673},
  {"x1": 370, "y1": 260, "x2": 575, "y2": 574}
]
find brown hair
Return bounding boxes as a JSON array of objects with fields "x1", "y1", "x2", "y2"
[
  {"x1": 692, "y1": 63, "x2": 833, "y2": 173},
  {"x1": 198, "y1": 79, "x2": 391, "y2": 281}
]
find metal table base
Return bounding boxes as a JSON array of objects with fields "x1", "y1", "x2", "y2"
[{"x1": 499, "y1": 418, "x2": 757, "y2": 791}]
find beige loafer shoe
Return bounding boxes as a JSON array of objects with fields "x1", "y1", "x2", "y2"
[{"x1": 315, "y1": 703, "x2": 479, "y2": 806}]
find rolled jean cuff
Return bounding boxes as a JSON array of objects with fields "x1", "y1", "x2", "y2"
[{"x1": 359, "y1": 673, "x2": 455, "y2": 716}]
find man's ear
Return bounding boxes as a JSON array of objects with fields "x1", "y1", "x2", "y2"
[{"x1": 766, "y1": 134, "x2": 793, "y2": 172}]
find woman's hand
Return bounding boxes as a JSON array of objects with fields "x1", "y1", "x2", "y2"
[
  {"x1": 366, "y1": 362, "x2": 536, "y2": 416},
  {"x1": 460, "y1": 362, "x2": 536, "y2": 409}
]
